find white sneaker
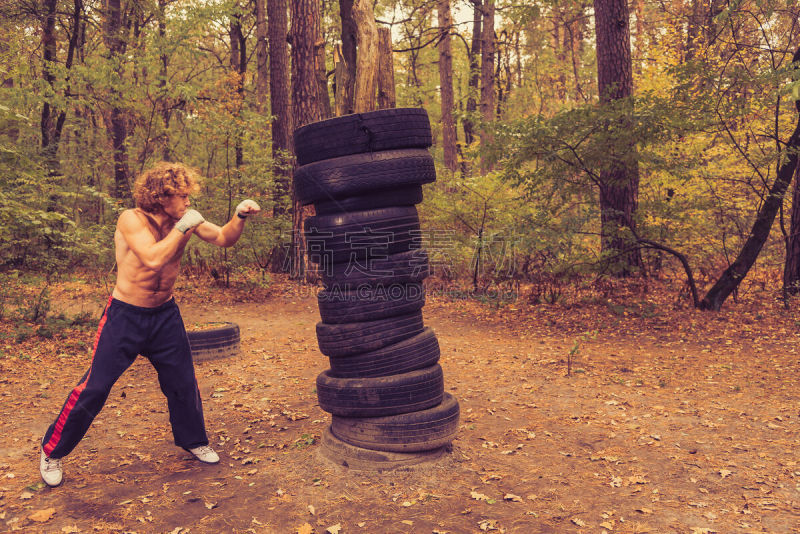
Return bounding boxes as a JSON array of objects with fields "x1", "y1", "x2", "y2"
[
  {"x1": 39, "y1": 449, "x2": 63, "y2": 487},
  {"x1": 188, "y1": 445, "x2": 219, "y2": 464}
]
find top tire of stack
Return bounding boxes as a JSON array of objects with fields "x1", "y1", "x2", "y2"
[{"x1": 293, "y1": 108, "x2": 433, "y2": 166}]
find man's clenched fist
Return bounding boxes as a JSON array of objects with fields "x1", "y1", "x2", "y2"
[
  {"x1": 236, "y1": 199, "x2": 261, "y2": 219},
  {"x1": 175, "y1": 209, "x2": 205, "y2": 234}
]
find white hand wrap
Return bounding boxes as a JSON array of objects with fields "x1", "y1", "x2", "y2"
[
  {"x1": 175, "y1": 209, "x2": 205, "y2": 234},
  {"x1": 235, "y1": 199, "x2": 261, "y2": 219}
]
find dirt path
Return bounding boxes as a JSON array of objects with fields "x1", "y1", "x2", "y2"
[{"x1": 2, "y1": 287, "x2": 800, "y2": 533}]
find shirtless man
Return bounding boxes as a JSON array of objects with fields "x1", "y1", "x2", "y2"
[{"x1": 39, "y1": 162, "x2": 260, "y2": 487}]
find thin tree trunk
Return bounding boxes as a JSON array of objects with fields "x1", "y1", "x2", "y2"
[
  {"x1": 552, "y1": 11, "x2": 567, "y2": 101},
  {"x1": 376, "y1": 27, "x2": 395, "y2": 109},
  {"x1": 567, "y1": 6, "x2": 586, "y2": 101},
  {"x1": 229, "y1": 14, "x2": 245, "y2": 171},
  {"x1": 437, "y1": 0, "x2": 457, "y2": 172},
  {"x1": 463, "y1": 0, "x2": 481, "y2": 147},
  {"x1": 290, "y1": 0, "x2": 322, "y2": 279},
  {"x1": 593, "y1": 0, "x2": 642, "y2": 274},
  {"x1": 2, "y1": 66, "x2": 16, "y2": 142},
  {"x1": 255, "y1": 0, "x2": 269, "y2": 113},
  {"x1": 352, "y1": 0, "x2": 379, "y2": 112},
  {"x1": 41, "y1": 0, "x2": 75, "y2": 174},
  {"x1": 338, "y1": 0, "x2": 357, "y2": 114},
  {"x1": 104, "y1": 0, "x2": 131, "y2": 202},
  {"x1": 479, "y1": 0, "x2": 495, "y2": 170},
  {"x1": 268, "y1": 0, "x2": 292, "y2": 216},
  {"x1": 157, "y1": 0, "x2": 172, "y2": 161}
]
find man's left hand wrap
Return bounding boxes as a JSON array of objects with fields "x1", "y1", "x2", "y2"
[{"x1": 236, "y1": 199, "x2": 261, "y2": 219}]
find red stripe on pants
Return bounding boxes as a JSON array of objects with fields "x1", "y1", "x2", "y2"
[{"x1": 43, "y1": 296, "x2": 113, "y2": 456}]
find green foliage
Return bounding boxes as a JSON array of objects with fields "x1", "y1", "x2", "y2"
[
  {"x1": 1, "y1": 0, "x2": 797, "y2": 300},
  {"x1": 0, "y1": 107, "x2": 115, "y2": 276}
]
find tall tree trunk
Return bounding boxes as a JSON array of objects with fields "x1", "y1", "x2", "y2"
[
  {"x1": 104, "y1": 0, "x2": 132, "y2": 202},
  {"x1": 338, "y1": 0, "x2": 357, "y2": 115},
  {"x1": 157, "y1": 0, "x2": 172, "y2": 161},
  {"x1": 376, "y1": 27, "x2": 395, "y2": 109},
  {"x1": 40, "y1": 0, "x2": 78, "y2": 175},
  {"x1": 2, "y1": 61, "x2": 17, "y2": 142},
  {"x1": 479, "y1": 0, "x2": 495, "y2": 171},
  {"x1": 268, "y1": 0, "x2": 292, "y2": 216},
  {"x1": 291, "y1": 0, "x2": 321, "y2": 126},
  {"x1": 552, "y1": 11, "x2": 567, "y2": 101},
  {"x1": 463, "y1": 0, "x2": 481, "y2": 147},
  {"x1": 568, "y1": 6, "x2": 587, "y2": 101},
  {"x1": 437, "y1": 0, "x2": 457, "y2": 173},
  {"x1": 255, "y1": 0, "x2": 269, "y2": 113},
  {"x1": 290, "y1": 0, "x2": 322, "y2": 279},
  {"x1": 230, "y1": 13, "x2": 246, "y2": 172},
  {"x1": 352, "y1": 0, "x2": 378, "y2": 112},
  {"x1": 593, "y1": 0, "x2": 642, "y2": 274}
]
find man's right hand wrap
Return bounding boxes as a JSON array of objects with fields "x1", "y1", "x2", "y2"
[{"x1": 175, "y1": 209, "x2": 204, "y2": 234}]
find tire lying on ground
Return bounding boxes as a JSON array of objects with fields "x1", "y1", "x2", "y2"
[
  {"x1": 319, "y1": 426, "x2": 445, "y2": 470},
  {"x1": 317, "y1": 282, "x2": 425, "y2": 324},
  {"x1": 305, "y1": 206, "x2": 421, "y2": 265},
  {"x1": 316, "y1": 364, "x2": 444, "y2": 417},
  {"x1": 293, "y1": 108, "x2": 432, "y2": 166},
  {"x1": 186, "y1": 322, "x2": 240, "y2": 362},
  {"x1": 294, "y1": 149, "x2": 435, "y2": 205},
  {"x1": 331, "y1": 392, "x2": 459, "y2": 452},
  {"x1": 328, "y1": 327, "x2": 440, "y2": 378},
  {"x1": 320, "y1": 249, "x2": 429, "y2": 291},
  {"x1": 316, "y1": 311, "x2": 424, "y2": 358},
  {"x1": 314, "y1": 185, "x2": 423, "y2": 215}
]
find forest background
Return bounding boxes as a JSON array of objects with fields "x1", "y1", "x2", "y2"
[{"x1": 1, "y1": 0, "x2": 800, "y2": 318}]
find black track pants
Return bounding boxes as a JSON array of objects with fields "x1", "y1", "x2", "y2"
[{"x1": 42, "y1": 297, "x2": 208, "y2": 459}]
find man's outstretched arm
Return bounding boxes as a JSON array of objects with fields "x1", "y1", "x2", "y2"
[{"x1": 194, "y1": 199, "x2": 261, "y2": 248}]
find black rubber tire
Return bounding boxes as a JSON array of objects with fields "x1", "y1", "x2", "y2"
[
  {"x1": 187, "y1": 322, "x2": 240, "y2": 362},
  {"x1": 293, "y1": 108, "x2": 432, "y2": 166},
  {"x1": 320, "y1": 249, "x2": 429, "y2": 291},
  {"x1": 317, "y1": 282, "x2": 425, "y2": 324},
  {"x1": 315, "y1": 311, "x2": 424, "y2": 358},
  {"x1": 330, "y1": 393, "x2": 459, "y2": 452},
  {"x1": 328, "y1": 327, "x2": 440, "y2": 378},
  {"x1": 305, "y1": 207, "x2": 421, "y2": 265},
  {"x1": 314, "y1": 186, "x2": 423, "y2": 215},
  {"x1": 319, "y1": 426, "x2": 445, "y2": 470},
  {"x1": 294, "y1": 149, "x2": 435, "y2": 205},
  {"x1": 316, "y1": 364, "x2": 444, "y2": 417}
]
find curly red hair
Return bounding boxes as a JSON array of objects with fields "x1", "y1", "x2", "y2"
[{"x1": 133, "y1": 162, "x2": 201, "y2": 213}]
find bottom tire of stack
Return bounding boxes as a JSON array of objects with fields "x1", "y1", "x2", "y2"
[
  {"x1": 320, "y1": 426, "x2": 446, "y2": 469},
  {"x1": 316, "y1": 364, "x2": 458, "y2": 454},
  {"x1": 330, "y1": 392, "x2": 459, "y2": 453}
]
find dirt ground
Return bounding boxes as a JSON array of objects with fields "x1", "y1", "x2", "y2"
[{"x1": 2, "y1": 278, "x2": 800, "y2": 533}]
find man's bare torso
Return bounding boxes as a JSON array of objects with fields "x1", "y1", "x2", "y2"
[{"x1": 112, "y1": 209, "x2": 187, "y2": 307}]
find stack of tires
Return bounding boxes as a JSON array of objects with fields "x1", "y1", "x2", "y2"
[{"x1": 293, "y1": 108, "x2": 459, "y2": 466}]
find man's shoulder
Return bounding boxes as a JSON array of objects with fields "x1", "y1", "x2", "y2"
[{"x1": 117, "y1": 208, "x2": 154, "y2": 229}]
